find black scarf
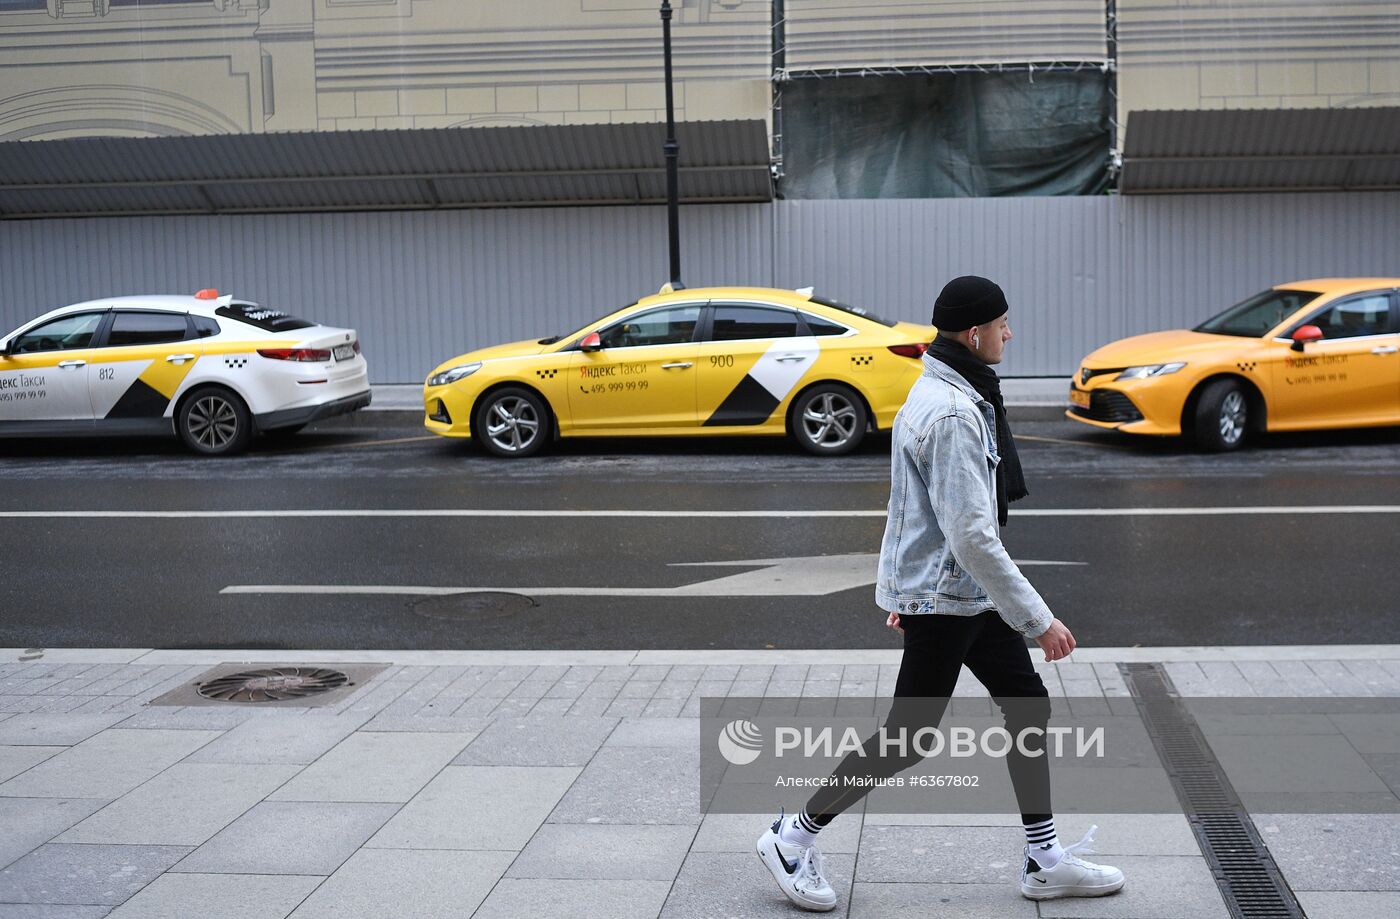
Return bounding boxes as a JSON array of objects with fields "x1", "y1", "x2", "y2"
[{"x1": 926, "y1": 335, "x2": 1028, "y2": 526}]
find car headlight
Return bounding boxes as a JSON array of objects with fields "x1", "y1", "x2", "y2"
[
  {"x1": 1116, "y1": 362, "x2": 1186, "y2": 381},
  {"x1": 427, "y1": 362, "x2": 482, "y2": 387}
]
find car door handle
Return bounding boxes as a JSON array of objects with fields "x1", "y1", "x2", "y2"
[
  {"x1": 166, "y1": 353, "x2": 196, "y2": 364},
  {"x1": 1372, "y1": 346, "x2": 1398, "y2": 355},
  {"x1": 775, "y1": 355, "x2": 808, "y2": 363},
  {"x1": 57, "y1": 359, "x2": 85, "y2": 369},
  {"x1": 661, "y1": 362, "x2": 693, "y2": 370}
]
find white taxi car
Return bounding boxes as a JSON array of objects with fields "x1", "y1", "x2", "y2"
[{"x1": 0, "y1": 289, "x2": 370, "y2": 455}]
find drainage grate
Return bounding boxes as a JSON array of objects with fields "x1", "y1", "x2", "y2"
[
  {"x1": 196, "y1": 667, "x2": 350, "y2": 703},
  {"x1": 1121, "y1": 663, "x2": 1306, "y2": 919}
]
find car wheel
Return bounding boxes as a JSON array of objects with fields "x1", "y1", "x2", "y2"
[
  {"x1": 177, "y1": 387, "x2": 253, "y2": 456},
  {"x1": 1193, "y1": 379, "x2": 1249, "y2": 452},
  {"x1": 791, "y1": 383, "x2": 868, "y2": 456},
  {"x1": 474, "y1": 387, "x2": 549, "y2": 458}
]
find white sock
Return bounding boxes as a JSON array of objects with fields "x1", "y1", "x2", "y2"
[
  {"x1": 1024, "y1": 817, "x2": 1063, "y2": 867},
  {"x1": 778, "y1": 811, "x2": 821, "y2": 848}
]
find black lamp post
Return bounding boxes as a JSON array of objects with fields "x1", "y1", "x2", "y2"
[{"x1": 660, "y1": 0, "x2": 683, "y2": 289}]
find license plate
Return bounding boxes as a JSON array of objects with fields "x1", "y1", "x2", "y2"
[
  {"x1": 1069, "y1": 388, "x2": 1090, "y2": 408},
  {"x1": 333, "y1": 344, "x2": 355, "y2": 361}
]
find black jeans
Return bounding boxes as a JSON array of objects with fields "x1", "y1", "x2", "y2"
[{"x1": 804, "y1": 610, "x2": 1052, "y2": 824}]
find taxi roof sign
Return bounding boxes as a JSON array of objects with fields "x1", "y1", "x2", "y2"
[{"x1": 194, "y1": 288, "x2": 220, "y2": 300}]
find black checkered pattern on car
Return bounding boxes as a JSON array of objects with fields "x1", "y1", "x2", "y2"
[
  {"x1": 536, "y1": 369, "x2": 558, "y2": 379},
  {"x1": 851, "y1": 354, "x2": 874, "y2": 367},
  {"x1": 1237, "y1": 361, "x2": 1257, "y2": 373},
  {"x1": 224, "y1": 357, "x2": 248, "y2": 369}
]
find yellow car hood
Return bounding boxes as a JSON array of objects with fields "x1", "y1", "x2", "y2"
[{"x1": 1083, "y1": 330, "x2": 1252, "y2": 368}]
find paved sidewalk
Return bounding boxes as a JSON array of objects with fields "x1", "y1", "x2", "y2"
[{"x1": 2, "y1": 646, "x2": 1398, "y2": 918}]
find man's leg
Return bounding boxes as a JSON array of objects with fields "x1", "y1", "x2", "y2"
[
  {"x1": 962, "y1": 611, "x2": 1125, "y2": 900},
  {"x1": 756, "y1": 613, "x2": 984, "y2": 911},
  {"x1": 793, "y1": 613, "x2": 982, "y2": 836},
  {"x1": 960, "y1": 611, "x2": 1058, "y2": 859}
]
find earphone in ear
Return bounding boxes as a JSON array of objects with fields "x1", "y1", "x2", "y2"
[{"x1": 971, "y1": 330, "x2": 980, "y2": 348}]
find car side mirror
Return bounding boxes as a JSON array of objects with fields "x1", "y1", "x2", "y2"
[
  {"x1": 580, "y1": 332, "x2": 603, "y2": 353},
  {"x1": 0, "y1": 339, "x2": 10, "y2": 357},
  {"x1": 1290, "y1": 325, "x2": 1323, "y2": 352}
]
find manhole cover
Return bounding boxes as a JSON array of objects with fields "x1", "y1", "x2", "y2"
[
  {"x1": 196, "y1": 667, "x2": 350, "y2": 703},
  {"x1": 411, "y1": 591, "x2": 537, "y2": 622}
]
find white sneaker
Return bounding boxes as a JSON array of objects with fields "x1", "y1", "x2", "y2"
[
  {"x1": 1020, "y1": 824, "x2": 1126, "y2": 900},
  {"x1": 756, "y1": 812, "x2": 839, "y2": 912}
]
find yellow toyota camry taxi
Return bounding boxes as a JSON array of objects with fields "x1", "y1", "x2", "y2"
[
  {"x1": 1069, "y1": 278, "x2": 1400, "y2": 450},
  {"x1": 424, "y1": 286, "x2": 937, "y2": 457}
]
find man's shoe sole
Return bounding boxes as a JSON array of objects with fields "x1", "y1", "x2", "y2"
[
  {"x1": 1020, "y1": 877, "x2": 1125, "y2": 901},
  {"x1": 755, "y1": 834, "x2": 838, "y2": 912}
]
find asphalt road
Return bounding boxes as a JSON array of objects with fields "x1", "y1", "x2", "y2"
[{"x1": 2, "y1": 414, "x2": 1397, "y2": 651}]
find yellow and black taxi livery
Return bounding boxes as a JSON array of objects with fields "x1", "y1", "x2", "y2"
[
  {"x1": 424, "y1": 285, "x2": 938, "y2": 457},
  {"x1": 1068, "y1": 278, "x2": 1400, "y2": 450}
]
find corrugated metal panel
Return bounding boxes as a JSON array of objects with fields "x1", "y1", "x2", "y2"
[
  {"x1": 784, "y1": 1, "x2": 1108, "y2": 71},
  {"x1": 1122, "y1": 108, "x2": 1400, "y2": 193},
  {"x1": 2, "y1": 194, "x2": 1397, "y2": 382},
  {"x1": 0, "y1": 121, "x2": 772, "y2": 217}
]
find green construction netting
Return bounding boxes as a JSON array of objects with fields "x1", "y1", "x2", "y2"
[{"x1": 780, "y1": 71, "x2": 1111, "y2": 198}]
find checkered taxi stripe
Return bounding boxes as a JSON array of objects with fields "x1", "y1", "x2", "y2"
[{"x1": 535, "y1": 369, "x2": 558, "y2": 380}]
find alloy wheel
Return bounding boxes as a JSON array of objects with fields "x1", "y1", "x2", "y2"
[
  {"x1": 802, "y1": 392, "x2": 859, "y2": 448},
  {"x1": 485, "y1": 396, "x2": 540, "y2": 453},
  {"x1": 188, "y1": 395, "x2": 239, "y2": 450}
]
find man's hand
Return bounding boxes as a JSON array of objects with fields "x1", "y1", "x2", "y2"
[
  {"x1": 1034, "y1": 618, "x2": 1076, "y2": 662},
  {"x1": 886, "y1": 611, "x2": 903, "y2": 635}
]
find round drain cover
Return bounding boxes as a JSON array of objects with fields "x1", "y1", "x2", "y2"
[
  {"x1": 411, "y1": 591, "x2": 536, "y2": 622},
  {"x1": 197, "y1": 667, "x2": 349, "y2": 703}
]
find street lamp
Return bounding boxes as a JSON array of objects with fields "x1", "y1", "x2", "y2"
[{"x1": 660, "y1": 0, "x2": 683, "y2": 289}]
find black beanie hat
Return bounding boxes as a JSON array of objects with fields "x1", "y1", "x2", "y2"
[{"x1": 931, "y1": 276, "x2": 1009, "y2": 332}]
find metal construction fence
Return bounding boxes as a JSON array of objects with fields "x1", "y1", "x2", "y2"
[{"x1": 2, "y1": 193, "x2": 1396, "y2": 382}]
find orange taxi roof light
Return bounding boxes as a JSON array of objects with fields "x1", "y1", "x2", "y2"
[{"x1": 194, "y1": 288, "x2": 220, "y2": 300}]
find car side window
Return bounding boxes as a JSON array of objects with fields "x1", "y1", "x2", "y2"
[
  {"x1": 105, "y1": 311, "x2": 192, "y2": 348},
  {"x1": 597, "y1": 305, "x2": 701, "y2": 349},
  {"x1": 9, "y1": 312, "x2": 104, "y2": 354},
  {"x1": 192, "y1": 316, "x2": 221, "y2": 338},
  {"x1": 1303, "y1": 294, "x2": 1391, "y2": 340},
  {"x1": 803, "y1": 313, "x2": 849, "y2": 336},
  {"x1": 709, "y1": 304, "x2": 801, "y2": 342}
]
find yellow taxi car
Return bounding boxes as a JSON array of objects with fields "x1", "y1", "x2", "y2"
[
  {"x1": 1068, "y1": 278, "x2": 1399, "y2": 450},
  {"x1": 424, "y1": 286, "x2": 937, "y2": 457}
]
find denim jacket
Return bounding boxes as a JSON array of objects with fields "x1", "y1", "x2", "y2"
[{"x1": 874, "y1": 353, "x2": 1054, "y2": 638}]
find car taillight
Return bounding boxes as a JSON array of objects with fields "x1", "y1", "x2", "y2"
[
  {"x1": 257, "y1": 348, "x2": 331, "y2": 362},
  {"x1": 887, "y1": 343, "x2": 929, "y2": 359}
]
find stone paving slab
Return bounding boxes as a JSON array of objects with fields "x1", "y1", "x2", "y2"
[
  {"x1": 506, "y1": 823, "x2": 696, "y2": 880},
  {"x1": 0, "y1": 730, "x2": 219, "y2": 799},
  {"x1": 171, "y1": 801, "x2": 399, "y2": 876},
  {"x1": 0, "y1": 798, "x2": 110, "y2": 872},
  {"x1": 366, "y1": 765, "x2": 579, "y2": 851},
  {"x1": 286, "y1": 849, "x2": 514, "y2": 919},
  {"x1": 0, "y1": 905, "x2": 114, "y2": 918},
  {"x1": 268, "y1": 731, "x2": 473, "y2": 803},
  {"x1": 473, "y1": 878, "x2": 673, "y2": 919},
  {"x1": 105, "y1": 874, "x2": 320, "y2": 919},
  {"x1": 0, "y1": 844, "x2": 190, "y2": 907},
  {"x1": 57, "y1": 763, "x2": 301, "y2": 846}
]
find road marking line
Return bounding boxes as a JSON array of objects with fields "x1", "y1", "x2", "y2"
[
  {"x1": 220, "y1": 554, "x2": 1087, "y2": 599},
  {"x1": 0, "y1": 506, "x2": 1397, "y2": 519}
]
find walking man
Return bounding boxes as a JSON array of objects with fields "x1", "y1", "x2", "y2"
[{"x1": 756, "y1": 276, "x2": 1125, "y2": 910}]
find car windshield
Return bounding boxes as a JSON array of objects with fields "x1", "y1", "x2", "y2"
[{"x1": 1194, "y1": 288, "x2": 1322, "y2": 338}]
